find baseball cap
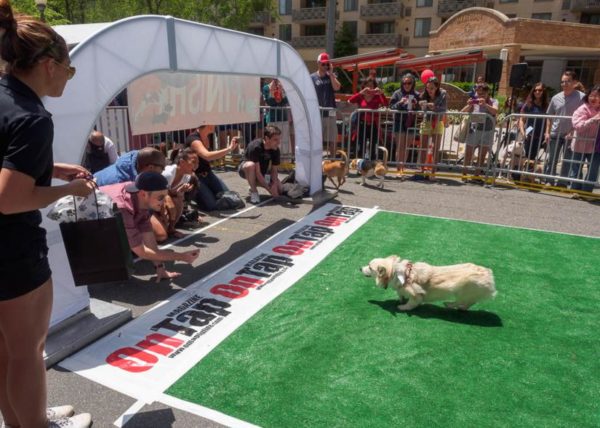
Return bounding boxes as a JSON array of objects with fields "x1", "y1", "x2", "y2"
[
  {"x1": 126, "y1": 171, "x2": 168, "y2": 193},
  {"x1": 317, "y1": 52, "x2": 330, "y2": 64}
]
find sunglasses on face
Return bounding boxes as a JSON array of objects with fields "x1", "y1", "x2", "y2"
[
  {"x1": 534, "y1": 88, "x2": 544, "y2": 92},
  {"x1": 402, "y1": 81, "x2": 412, "y2": 85},
  {"x1": 53, "y1": 60, "x2": 76, "y2": 80}
]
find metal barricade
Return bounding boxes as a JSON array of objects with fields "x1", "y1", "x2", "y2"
[
  {"x1": 339, "y1": 108, "x2": 498, "y2": 180},
  {"x1": 492, "y1": 113, "x2": 600, "y2": 196}
]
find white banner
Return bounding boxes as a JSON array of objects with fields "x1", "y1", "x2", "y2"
[
  {"x1": 127, "y1": 72, "x2": 260, "y2": 135},
  {"x1": 60, "y1": 204, "x2": 376, "y2": 403}
]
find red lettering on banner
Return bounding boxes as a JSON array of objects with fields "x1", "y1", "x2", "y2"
[
  {"x1": 272, "y1": 245, "x2": 303, "y2": 256},
  {"x1": 314, "y1": 216, "x2": 346, "y2": 227},
  {"x1": 210, "y1": 284, "x2": 248, "y2": 299},
  {"x1": 229, "y1": 276, "x2": 264, "y2": 288},
  {"x1": 106, "y1": 347, "x2": 158, "y2": 373},
  {"x1": 106, "y1": 333, "x2": 185, "y2": 372},
  {"x1": 136, "y1": 333, "x2": 184, "y2": 356},
  {"x1": 273, "y1": 239, "x2": 314, "y2": 256}
]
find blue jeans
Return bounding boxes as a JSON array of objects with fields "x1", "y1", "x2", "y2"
[
  {"x1": 543, "y1": 136, "x2": 570, "y2": 186},
  {"x1": 194, "y1": 171, "x2": 228, "y2": 211},
  {"x1": 567, "y1": 151, "x2": 600, "y2": 192}
]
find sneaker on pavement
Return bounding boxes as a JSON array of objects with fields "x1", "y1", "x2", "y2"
[
  {"x1": 47, "y1": 406, "x2": 75, "y2": 421},
  {"x1": 250, "y1": 192, "x2": 260, "y2": 204},
  {"x1": 48, "y1": 413, "x2": 92, "y2": 428}
]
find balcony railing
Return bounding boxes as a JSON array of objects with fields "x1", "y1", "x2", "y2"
[
  {"x1": 437, "y1": 0, "x2": 494, "y2": 17},
  {"x1": 358, "y1": 33, "x2": 403, "y2": 48},
  {"x1": 249, "y1": 11, "x2": 272, "y2": 26},
  {"x1": 360, "y1": 1, "x2": 404, "y2": 18},
  {"x1": 292, "y1": 7, "x2": 327, "y2": 22},
  {"x1": 571, "y1": 0, "x2": 600, "y2": 11},
  {"x1": 291, "y1": 35, "x2": 327, "y2": 49}
]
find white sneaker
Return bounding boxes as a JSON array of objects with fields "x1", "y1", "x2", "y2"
[
  {"x1": 48, "y1": 413, "x2": 92, "y2": 428},
  {"x1": 1, "y1": 406, "x2": 77, "y2": 428},
  {"x1": 250, "y1": 192, "x2": 260, "y2": 204},
  {"x1": 47, "y1": 406, "x2": 75, "y2": 421}
]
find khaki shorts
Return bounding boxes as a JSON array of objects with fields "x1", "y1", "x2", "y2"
[{"x1": 321, "y1": 115, "x2": 337, "y2": 143}]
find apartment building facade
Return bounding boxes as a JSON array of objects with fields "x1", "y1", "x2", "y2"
[{"x1": 247, "y1": 0, "x2": 600, "y2": 88}]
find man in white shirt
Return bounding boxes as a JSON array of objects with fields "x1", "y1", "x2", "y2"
[{"x1": 83, "y1": 130, "x2": 119, "y2": 173}]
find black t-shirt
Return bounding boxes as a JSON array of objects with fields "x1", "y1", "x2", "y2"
[
  {"x1": 0, "y1": 75, "x2": 54, "y2": 242},
  {"x1": 244, "y1": 138, "x2": 280, "y2": 176},
  {"x1": 185, "y1": 131, "x2": 211, "y2": 175}
]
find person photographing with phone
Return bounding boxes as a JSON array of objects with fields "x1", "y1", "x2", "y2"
[
  {"x1": 185, "y1": 124, "x2": 240, "y2": 211},
  {"x1": 311, "y1": 52, "x2": 341, "y2": 157},
  {"x1": 153, "y1": 148, "x2": 200, "y2": 241}
]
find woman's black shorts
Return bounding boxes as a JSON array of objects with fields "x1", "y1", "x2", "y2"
[{"x1": 0, "y1": 230, "x2": 51, "y2": 301}]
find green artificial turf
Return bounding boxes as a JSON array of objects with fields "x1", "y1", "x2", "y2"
[{"x1": 167, "y1": 211, "x2": 600, "y2": 427}]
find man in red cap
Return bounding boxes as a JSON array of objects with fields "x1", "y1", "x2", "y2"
[{"x1": 311, "y1": 52, "x2": 341, "y2": 157}]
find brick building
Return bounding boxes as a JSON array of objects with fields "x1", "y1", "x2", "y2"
[
  {"x1": 249, "y1": 1, "x2": 600, "y2": 89},
  {"x1": 429, "y1": 8, "x2": 600, "y2": 94}
]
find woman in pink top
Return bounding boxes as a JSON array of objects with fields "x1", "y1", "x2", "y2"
[
  {"x1": 569, "y1": 84, "x2": 600, "y2": 194},
  {"x1": 348, "y1": 77, "x2": 387, "y2": 160}
]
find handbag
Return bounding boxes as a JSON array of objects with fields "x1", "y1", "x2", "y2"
[
  {"x1": 60, "y1": 192, "x2": 133, "y2": 286},
  {"x1": 453, "y1": 118, "x2": 470, "y2": 143}
]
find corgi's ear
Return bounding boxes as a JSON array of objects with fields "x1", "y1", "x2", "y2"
[{"x1": 377, "y1": 265, "x2": 387, "y2": 279}]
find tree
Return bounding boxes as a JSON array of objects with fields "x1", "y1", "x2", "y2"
[
  {"x1": 334, "y1": 23, "x2": 357, "y2": 59},
  {"x1": 333, "y1": 23, "x2": 357, "y2": 93}
]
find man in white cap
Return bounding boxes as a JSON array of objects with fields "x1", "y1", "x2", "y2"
[
  {"x1": 311, "y1": 52, "x2": 341, "y2": 157},
  {"x1": 100, "y1": 171, "x2": 200, "y2": 282}
]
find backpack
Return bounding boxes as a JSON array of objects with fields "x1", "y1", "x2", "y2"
[{"x1": 215, "y1": 191, "x2": 246, "y2": 210}]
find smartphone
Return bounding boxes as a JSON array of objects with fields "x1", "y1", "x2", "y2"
[{"x1": 181, "y1": 174, "x2": 191, "y2": 184}]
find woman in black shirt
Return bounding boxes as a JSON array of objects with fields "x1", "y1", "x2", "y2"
[{"x1": 0, "y1": 2, "x2": 94, "y2": 427}]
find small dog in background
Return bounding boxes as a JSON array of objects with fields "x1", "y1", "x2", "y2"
[
  {"x1": 322, "y1": 150, "x2": 348, "y2": 189},
  {"x1": 350, "y1": 146, "x2": 388, "y2": 189},
  {"x1": 361, "y1": 255, "x2": 496, "y2": 311}
]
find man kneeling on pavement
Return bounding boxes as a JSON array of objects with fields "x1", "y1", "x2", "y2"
[
  {"x1": 101, "y1": 172, "x2": 200, "y2": 282},
  {"x1": 238, "y1": 125, "x2": 283, "y2": 204}
]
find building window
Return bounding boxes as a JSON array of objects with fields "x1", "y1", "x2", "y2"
[
  {"x1": 368, "y1": 21, "x2": 395, "y2": 34},
  {"x1": 581, "y1": 13, "x2": 600, "y2": 24},
  {"x1": 567, "y1": 59, "x2": 595, "y2": 89},
  {"x1": 343, "y1": 21, "x2": 358, "y2": 38},
  {"x1": 505, "y1": 13, "x2": 517, "y2": 17},
  {"x1": 531, "y1": 12, "x2": 552, "y2": 19},
  {"x1": 414, "y1": 18, "x2": 431, "y2": 37},
  {"x1": 304, "y1": 0, "x2": 326, "y2": 6},
  {"x1": 561, "y1": 0, "x2": 571, "y2": 9},
  {"x1": 416, "y1": 0, "x2": 433, "y2": 7},
  {"x1": 279, "y1": 0, "x2": 291, "y2": 15},
  {"x1": 279, "y1": 24, "x2": 292, "y2": 41},
  {"x1": 304, "y1": 24, "x2": 326, "y2": 36},
  {"x1": 499, "y1": 0, "x2": 517, "y2": 3},
  {"x1": 344, "y1": 0, "x2": 358, "y2": 11}
]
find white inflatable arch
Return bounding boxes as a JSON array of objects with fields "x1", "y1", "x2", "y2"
[
  {"x1": 46, "y1": 15, "x2": 323, "y2": 192},
  {"x1": 43, "y1": 15, "x2": 323, "y2": 328}
]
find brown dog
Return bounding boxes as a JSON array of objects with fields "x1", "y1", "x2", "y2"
[
  {"x1": 322, "y1": 150, "x2": 348, "y2": 189},
  {"x1": 349, "y1": 146, "x2": 388, "y2": 189}
]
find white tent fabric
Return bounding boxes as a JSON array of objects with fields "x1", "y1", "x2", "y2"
[{"x1": 43, "y1": 16, "x2": 323, "y2": 327}]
